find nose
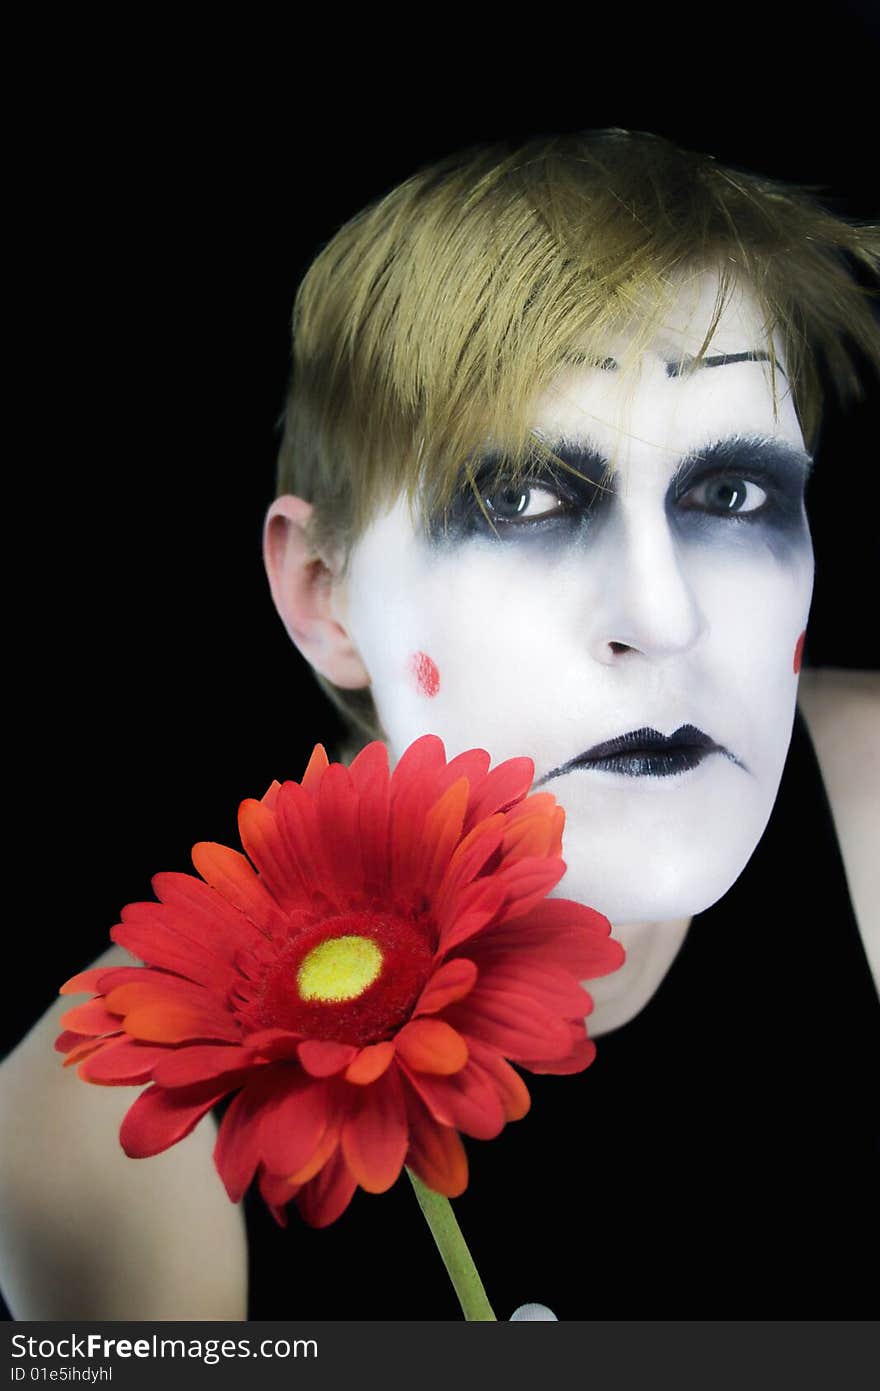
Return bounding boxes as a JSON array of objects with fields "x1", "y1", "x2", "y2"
[{"x1": 586, "y1": 505, "x2": 706, "y2": 664}]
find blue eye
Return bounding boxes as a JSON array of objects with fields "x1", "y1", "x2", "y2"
[
  {"x1": 680, "y1": 476, "x2": 768, "y2": 515},
  {"x1": 483, "y1": 483, "x2": 567, "y2": 522}
]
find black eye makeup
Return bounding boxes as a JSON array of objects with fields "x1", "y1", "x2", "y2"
[
  {"x1": 426, "y1": 444, "x2": 610, "y2": 542},
  {"x1": 670, "y1": 437, "x2": 813, "y2": 533},
  {"x1": 425, "y1": 435, "x2": 812, "y2": 545}
]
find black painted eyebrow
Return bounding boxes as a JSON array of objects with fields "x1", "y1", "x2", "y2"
[
  {"x1": 666, "y1": 350, "x2": 785, "y2": 379},
  {"x1": 559, "y1": 353, "x2": 618, "y2": 370},
  {"x1": 559, "y1": 350, "x2": 786, "y2": 379}
]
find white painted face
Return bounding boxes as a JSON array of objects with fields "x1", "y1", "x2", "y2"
[{"x1": 338, "y1": 271, "x2": 815, "y2": 924}]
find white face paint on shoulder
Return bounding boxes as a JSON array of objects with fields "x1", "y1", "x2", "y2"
[{"x1": 337, "y1": 271, "x2": 815, "y2": 925}]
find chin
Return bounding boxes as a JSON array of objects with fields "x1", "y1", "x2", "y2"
[{"x1": 553, "y1": 840, "x2": 759, "y2": 926}]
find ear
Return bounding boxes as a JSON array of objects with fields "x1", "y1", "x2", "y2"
[{"x1": 263, "y1": 495, "x2": 371, "y2": 690}]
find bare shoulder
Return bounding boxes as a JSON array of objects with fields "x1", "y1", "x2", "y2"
[
  {"x1": 0, "y1": 944, "x2": 248, "y2": 1319},
  {"x1": 797, "y1": 667, "x2": 880, "y2": 991}
]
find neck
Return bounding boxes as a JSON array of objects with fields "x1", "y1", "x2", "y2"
[{"x1": 587, "y1": 916, "x2": 693, "y2": 1037}]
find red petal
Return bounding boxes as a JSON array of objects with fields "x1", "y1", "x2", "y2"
[
  {"x1": 467, "y1": 950, "x2": 593, "y2": 1017},
  {"x1": 246, "y1": 1029, "x2": 303, "y2": 1061},
  {"x1": 340, "y1": 1068, "x2": 408, "y2": 1194},
  {"x1": 239, "y1": 790, "x2": 310, "y2": 895},
  {"x1": 214, "y1": 1077, "x2": 277, "y2": 1201},
  {"x1": 348, "y1": 742, "x2": 391, "y2": 901},
  {"x1": 432, "y1": 815, "x2": 506, "y2": 915},
  {"x1": 414, "y1": 776, "x2": 470, "y2": 898},
  {"x1": 390, "y1": 733, "x2": 447, "y2": 790},
  {"x1": 100, "y1": 979, "x2": 240, "y2": 1046},
  {"x1": 260, "y1": 1076, "x2": 333, "y2": 1177},
  {"x1": 61, "y1": 1040, "x2": 113, "y2": 1068},
  {"x1": 60, "y1": 967, "x2": 134, "y2": 996},
  {"x1": 110, "y1": 919, "x2": 239, "y2": 993},
  {"x1": 348, "y1": 739, "x2": 391, "y2": 792},
  {"x1": 78, "y1": 1039, "x2": 167, "y2": 1085},
  {"x1": 65, "y1": 1037, "x2": 116, "y2": 1067},
  {"x1": 395, "y1": 1019, "x2": 468, "y2": 1075},
  {"x1": 258, "y1": 1166, "x2": 297, "y2": 1226},
  {"x1": 518, "y1": 1024, "x2": 597, "y2": 1075},
  {"x1": 120, "y1": 1082, "x2": 230, "y2": 1158},
  {"x1": 315, "y1": 763, "x2": 365, "y2": 901},
  {"x1": 435, "y1": 879, "x2": 507, "y2": 956},
  {"x1": 151, "y1": 1044, "x2": 253, "y2": 1087},
  {"x1": 400, "y1": 1060, "x2": 506, "y2": 1141},
  {"x1": 103, "y1": 976, "x2": 217, "y2": 1011},
  {"x1": 274, "y1": 781, "x2": 339, "y2": 910},
  {"x1": 261, "y1": 779, "x2": 282, "y2": 810},
  {"x1": 103, "y1": 979, "x2": 240, "y2": 1044},
  {"x1": 497, "y1": 795, "x2": 563, "y2": 863},
  {"x1": 295, "y1": 1145, "x2": 358, "y2": 1227},
  {"x1": 298, "y1": 1039, "x2": 358, "y2": 1077},
  {"x1": 288, "y1": 1118, "x2": 342, "y2": 1185},
  {"x1": 238, "y1": 796, "x2": 314, "y2": 914},
  {"x1": 443, "y1": 984, "x2": 573, "y2": 1062},
  {"x1": 389, "y1": 737, "x2": 453, "y2": 899},
  {"x1": 60, "y1": 965, "x2": 148, "y2": 996},
  {"x1": 190, "y1": 841, "x2": 286, "y2": 937},
  {"x1": 491, "y1": 856, "x2": 567, "y2": 920},
  {"x1": 477, "y1": 899, "x2": 624, "y2": 978},
  {"x1": 59, "y1": 999, "x2": 125, "y2": 1036},
  {"x1": 150, "y1": 873, "x2": 267, "y2": 959},
  {"x1": 445, "y1": 747, "x2": 491, "y2": 785},
  {"x1": 300, "y1": 743, "x2": 330, "y2": 794},
  {"x1": 463, "y1": 1037, "x2": 531, "y2": 1121},
  {"x1": 405, "y1": 1110, "x2": 469, "y2": 1198},
  {"x1": 463, "y1": 755, "x2": 534, "y2": 831},
  {"x1": 345, "y1": 1041, "x2": 395, "y2": 1085},
  {"x1": 413, "y1": 958, "x2": 478, "y2": 1015},
  {"x1": 128, "y1": 1007, "x2": 239, "y2": 1044}
]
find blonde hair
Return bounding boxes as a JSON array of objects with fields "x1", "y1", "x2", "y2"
[{"x1": 274, "y1": 127, "x2": 880, "y2": 746}]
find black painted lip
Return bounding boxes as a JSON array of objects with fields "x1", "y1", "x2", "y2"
[
  {"x1": 580, "y1": 725, "x2": 719, "y2": 762},
  {"x1": 537, "y1": 725, "x2": 742, "y2": 785}
]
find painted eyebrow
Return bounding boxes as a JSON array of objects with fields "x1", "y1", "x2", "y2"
[
  {"x1": 665, "y1": 351, "x2": 786, "y2": 379},
  {"x1": 559, "y1": 350, "x2": 786, "y2": 379}
]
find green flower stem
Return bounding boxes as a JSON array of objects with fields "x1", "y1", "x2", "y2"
[{"x1": 406, "y1": 1167, "x2": 496, "y2": 1321}]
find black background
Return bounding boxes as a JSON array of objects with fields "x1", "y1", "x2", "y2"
[{"x1": 9, "y1": 15, "x2": 879, "y2": 1053}]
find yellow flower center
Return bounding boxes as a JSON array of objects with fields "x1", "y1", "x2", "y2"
[{"x1": 296, "y1": 935, "x2": 384, "y2": 1003}]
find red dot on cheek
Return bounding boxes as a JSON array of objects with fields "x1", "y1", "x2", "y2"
[
  {"x1": 793, "y1": 630, "x2": 806, "y2": 674},
  {"x1": 408, "y1": 651, "x2": 440, "y2": 698}
]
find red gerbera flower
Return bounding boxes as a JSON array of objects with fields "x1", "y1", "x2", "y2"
[{"x1": 56, "y1": 736, "x2": 623, "y2": 1228}]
